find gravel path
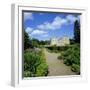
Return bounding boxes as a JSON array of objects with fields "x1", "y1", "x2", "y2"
[{"x1": 44, "y1": 49, "x2": 76, "y2": 76}]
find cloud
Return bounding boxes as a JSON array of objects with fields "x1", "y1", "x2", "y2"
[
  {"x1": 66, "y1": 15, "x2": 78, "y2": 24},
  {"x1": 37, "y1": 15, "x2": 79, "y2": 31},
  {"x1": 25, "y1": 14, "x2": 80, "y2": 41},
  {"x1": 37, "y1": 16, "x2": 67, "y2": 30},
  {"x1": 51, "y1": 16, "x2": 67, "y2": 28},
  {"x1": 25, "y1": 27, "x2": 33, "y2": 33},
  {"x1": 24, "y1": 12, "x2": 33, "y2": 21},
  {"x1": 31, "y1": 29, "x2": 47, "y2": 35}
]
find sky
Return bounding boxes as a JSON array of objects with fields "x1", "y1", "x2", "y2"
[{"x1": 23, "y1": 11, "x2": 80, "y2": 41}]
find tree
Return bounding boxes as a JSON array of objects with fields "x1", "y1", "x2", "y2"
[
  {"x1": 31, "y1": 38, "x2": 39, "y2": 47},
  {"x1": 24, "y1": 31, "x2": 31, "y2": 50},
  {"x1": 74, "y1": 20, "x2": 80, "y2": 43},
  {"x1": 39, "y1": 40, "x2": 50, "y2": 45}
]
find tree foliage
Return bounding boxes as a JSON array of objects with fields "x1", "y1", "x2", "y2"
[
  {"x1": 24, "y1": 31, "x2": 31, "y2": 50},
  {"x1": 74, "y1": 20, "x2": 80, "y2": 43},
  {"x1": 31, "y1": 39, "x2": 39, "y2": 48}
]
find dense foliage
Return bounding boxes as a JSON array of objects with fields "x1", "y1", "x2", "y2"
[
  {"x1": 30, "y1": 38, "x2": 50, "y2": 48},
  {"x1": 74, "y1": 20, "x2": 80, "y2": 43},
  {"x1": 24, "y1": 50, "x2": 48, "y2": 77},
  {"x1": 24, "y1": 31, "x2": 32, "y2": 50},
  {"x1": 58, "y1": 44, "x2": 80, "y2": 74},
  {"x1": 24, "y1": 30, "x2": 50, "y2": 50},
  {"x1": 46, "y1": 45, "x2": 70, "y2": 53}
]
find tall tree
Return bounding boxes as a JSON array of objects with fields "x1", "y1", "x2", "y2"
[
  {"x1": 74, "y1": 20, "x2": 80, "y2": 43},
  {"x1": 24, "y1": 31, "x2": 31, "y2": 50}
]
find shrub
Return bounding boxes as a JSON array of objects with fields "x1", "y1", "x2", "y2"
[
  {"x1": 46, "y1": 46, "x2": 69, "y2": 53},
  {"x1": 58, "y1": 46, "x2": 69, "y2": 51},
  {"x1": 60, "y1": 44, "x2": 80, "y2": 65},
  {"x1": 36, "y1": 63, "x2": 48, "y2": 76},
  {"x1": 58, "y1": 44, "x2": 80, "y2": 74},
  {"x1": 24, "y1": 52, "x2": 42, "y2": 73},
  {"x1": 24, "y1": 71, "x2": 32, "y2": 77},
  {"x1": 71, "y1": 64, "x2": 80, "y2": 74},
  {"x1": 24, "y1": 49, "x2": 48, "y2": 77},
  {"x1": 58, "y1": 52, "x2": 64, "y2": 60},
  {"x1": 58, "y1": 55, "x2": 62, "y2": 60}
]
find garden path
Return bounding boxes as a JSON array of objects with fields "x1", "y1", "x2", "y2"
[{"x1": 44, "y1": 49, "x2": 76, "y2": 76}]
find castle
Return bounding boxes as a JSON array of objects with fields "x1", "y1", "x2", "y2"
[{"x1": 50, "y1": 37, "x2": 70, "y2": 46}]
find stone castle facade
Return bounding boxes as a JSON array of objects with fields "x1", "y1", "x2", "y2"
[{"x1": 50, "y1": 37, "x2": 70, "y2": 46}]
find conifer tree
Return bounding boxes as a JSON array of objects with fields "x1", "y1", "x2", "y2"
[{"x1": 74, "y1": 20, "x2": 80, "y2": 43}]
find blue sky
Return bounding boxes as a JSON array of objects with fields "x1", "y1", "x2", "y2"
[{"x1": 23, "y1": 11, "x2": 80, "y2": 41}]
